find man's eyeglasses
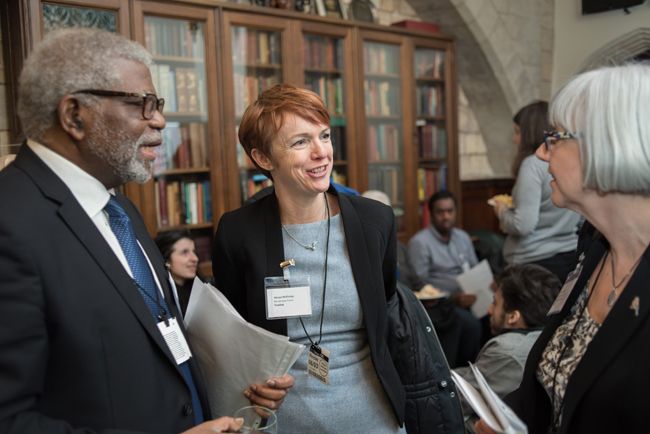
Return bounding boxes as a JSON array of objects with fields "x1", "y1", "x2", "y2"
[
  {"x1": 543, "y1": 130, "x2": 577, "y2": 151},
  {"x1": 72, "y1": 89, "x2": 165, "y2": 120}
]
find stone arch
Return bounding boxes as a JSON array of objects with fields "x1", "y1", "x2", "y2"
[{"x1": 579, "y1": 27, "x2": 650, "y2": 71}]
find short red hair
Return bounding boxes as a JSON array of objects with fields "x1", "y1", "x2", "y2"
[{"x1": 238, "y1": 84, "x2": 330, "y2": 177}]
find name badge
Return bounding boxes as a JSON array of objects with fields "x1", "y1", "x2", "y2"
[
  {"x1": 308, "y1": 344, "x2": 330, "y2": 384},
  {"x1": 264, "y1": 276, "x2": 312, "y2": 319},
  {"x1": 157, "y1": 317, "x2": 192, "y2": 365},
  {"x1": 547, "y1": 262, "x2": 583, "y2": 316}
]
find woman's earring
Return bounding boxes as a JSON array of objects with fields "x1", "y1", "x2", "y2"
[{"x1": 165, "y1": 263, "x2": 171, "y2": 270}]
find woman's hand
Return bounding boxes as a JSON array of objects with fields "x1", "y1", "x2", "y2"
[
  {"x1": 493, "y1": 200, "x2": 508, "y2": 218},
  {"x1": 243, "y1": 374, "x2": 295, "y2": 411},
  {"x1": 474, "y1": 419, "x2": 498, "y2": 434},
  {"x1": 182, "y1": 416, "x2": 244, "y2": 433}
]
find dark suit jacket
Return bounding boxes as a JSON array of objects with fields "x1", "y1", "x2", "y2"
[
  {"x1": 508, "y1": 235, "x2": 650, "y2": 434},
  {"x1": 212, "y1": 188, "x2": 406, "y2": 424},
  {"x1": 0, "y1": 145, "x2": 210, "y2": 433}
]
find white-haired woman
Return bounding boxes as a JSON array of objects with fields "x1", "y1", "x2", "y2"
[{"x1": 476, "y1": 63, "x2": 650, "y2": 434}]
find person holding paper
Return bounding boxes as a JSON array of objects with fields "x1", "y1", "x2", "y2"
[
  {"x1": 490, "y1": 101, "x2": 581, "y2": 283},
  {"x1": 477, "y1": 64, "x2": 650, "y2": 434},
  {"x1": 212, "y1": 84, "x2": 406, "y2": 433},
  {"x1": 0, "y1": 28, "x2": 244, "y2": 433},
  {"x1": 407, "y1": 190, "x2": 482, "y2": 367},
  {"x1": 455, "y1": 264, "x2": 560, "y2": 399}
]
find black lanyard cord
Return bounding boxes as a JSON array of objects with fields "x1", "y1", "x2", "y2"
[
  {"x1": 134, "y1": 279, "x2": 169, "y2": 324},
  {"x1": 299, "y1": 191, "x2": 331, "y2": 348}
]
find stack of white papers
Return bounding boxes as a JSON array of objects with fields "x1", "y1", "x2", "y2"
[
  {"x1": 451, "y1": 363, "x2": 527, "y2": 434},
  {"x1": 456, "y1": 259, "x2": 494, "y2": 318},
  {"x1": 184, "y1": 279, "x2": 305, "y2": 416}
]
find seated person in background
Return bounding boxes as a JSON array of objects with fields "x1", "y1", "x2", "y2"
[
  {"x1": 407, "y1": 190, "x2": 482, "y2": 367},
  {"x1": 155, "y1": 230, "x2": 200, "y2": 315},
  {"x1": 455, "y1": 264, "x2": 561, "y2": 398},
  {"x1": 408, "y1": 190, "x2": 478, "y2": 296}
]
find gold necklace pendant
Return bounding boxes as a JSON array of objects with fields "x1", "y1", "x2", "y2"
[{"x1": 608, "y1": 252, "x2": 643, "y2": 307}]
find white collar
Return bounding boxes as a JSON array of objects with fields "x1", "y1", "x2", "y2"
[{"x1": 27, "y1": 139, "x2": 114, "y2": 218}]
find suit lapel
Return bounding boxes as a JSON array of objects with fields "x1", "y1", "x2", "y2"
[
  {"x1": 337, "y1": 192, "x2": 379, "y2": 334},
  {"x1": 261, "y1": 194, "x2": 287, "y2": 335},
  {"x1": 15, "y1": 146, "x2": 180, "y2": 370},
  {"x1": 560, "y1": 244, "x2": 650, "y2": 432}
]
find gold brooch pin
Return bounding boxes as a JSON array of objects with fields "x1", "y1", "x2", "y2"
[{"x1": 630, "y1": 296, "x2": 640, "y2": 317}]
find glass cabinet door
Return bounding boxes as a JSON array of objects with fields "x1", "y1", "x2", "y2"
[
  {"x1": 37, "y1": 0, "x2": 128, "y2": 38},
  {"x1": 144, "y1": 16, "x2": 211, "y2": 230},
  {"x1": 302, "y1": 32, "x2": 348, "y2": 186},
  {"x1": 415, "y1": 47, "x2": 448, "y2": 227},
  {"x1": 134, "y1": 1, "x2": 221, "y2": 270},
  {"x1": 363, "y1": 40, "x2": 404, "y2": 230},
  {"x1": 231, "y1": 25, "x2": 283, "y2": 203}
]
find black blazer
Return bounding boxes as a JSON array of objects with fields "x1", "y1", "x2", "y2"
[
  {"x1": 212, "y1": 188, "x2": 406, "y2": 424},
  {"x1": 0, "y1": 145, "x2": 210, "y2": 433},
  {"x1": 508, "y1": 235, "x2": 650, "y2": 434}
]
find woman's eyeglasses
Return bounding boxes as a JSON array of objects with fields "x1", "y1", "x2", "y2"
[
  {"x1": 72, "y1": 89, "x2": 165, "y2": 120},
  {"x1": 543, "y1": 130, "x2": 577, "y2": 151}
]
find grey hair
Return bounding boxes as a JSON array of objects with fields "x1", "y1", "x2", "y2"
[
  {"x1": 549, "y1": 63, "x2": 650, "y2": 195},
  {"x1": 18, "y1": 27, "x2": 152, "y2": 141}
]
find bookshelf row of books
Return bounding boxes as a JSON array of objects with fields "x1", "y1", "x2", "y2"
[
  {"x1": 155, "y1": 179, "x2": 212, "y2": 227},
  {"x1": 303, "y1": 35, "x2": 343, "y2": 70},
  {"x1": 305, "y1": 74, "x2": 344, "y2": 116},
  {"x1": 145, "y1": 18, "x2": 205, "y2": 59},
  {"x1": 365, "y1": 80, "x2": 399, "y2": 117},
  {"x1": 231, "y1": 27, "x2": 281, "y2": 66},
  {"x1": 364, "y1": 43, "x2": 399, "y2": 75},
  {"x1": 156, "y1": 122, "x2": 207, "y2": 172},
  {"x1": 415, "y1": 49, "x2": 445, "y2": 80},
  {"x1": 416, "y1": 85, "x2": 444, "y2": 117},
  {"x1": 419, "y1": 125, "x2": 448, "y2": 159},
  {"x1": 368, "y1": 124, "x2": 401, "y2": 161},
  {"x1": 242, "y1": 173, "x2": 273, "y2": 199},
  {"x1": 151, "y1": 64, "x2": 207, "y2": 114},
  {"x1": 417, "y1": 165, "x2": 447, "y2": 202},
  {"x1": 368, "y1": 166, "x2": 402, "y2": 206},
  {"x1": 233, "y1": 72, "x2": 281, "y2": 117}
]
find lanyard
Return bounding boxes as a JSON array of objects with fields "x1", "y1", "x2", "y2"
[{"x1": 298, "y1": 192, "x2": 331, "y2": 349}]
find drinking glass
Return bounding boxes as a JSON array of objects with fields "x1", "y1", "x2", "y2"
[{"x1": 233, "y1": 405, "x2": 277, "y2": 434}]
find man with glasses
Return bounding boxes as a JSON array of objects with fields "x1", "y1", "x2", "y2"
[{"x1": 0, "y1": 28, "x2": 291, "y2": 433}]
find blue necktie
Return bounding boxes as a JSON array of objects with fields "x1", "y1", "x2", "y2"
[{"x1": 104, "y1": 196, "x2": 204, "y2": 425}]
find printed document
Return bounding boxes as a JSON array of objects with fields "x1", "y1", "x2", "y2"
[
  {"x1": 455, "y1": 259, "x2": 494, "y2": 317},
  {"x1": 184, "y1": 279, "x2": 305, "y2": 416},
  {"x1": 451, "y1": 363, "x2": 527, "y2": 434}
]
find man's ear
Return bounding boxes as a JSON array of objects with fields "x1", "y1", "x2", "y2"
[
  {"x1": 57, "y1": 95, "x2": 86, "y2": 141},
  {"x1": 506, "y1": 309, "x2": 522, "y2": 326},
  {"x1": 250, "y1": 148, "x2": 274, "y2": 172}
]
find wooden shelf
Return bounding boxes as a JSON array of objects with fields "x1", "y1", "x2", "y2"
[
  {"x1": 5, "y1": 0, "x2": 459, "y2": 242},
  {"x1": 154, "y1": 167, "x2": 210, "y2": 176},
  {"x1": 157, "y1": 222, "x2": 213, "y2": 232},
  {"x1": 152, "y1": 55, "x2": 204, "y2": 64}
]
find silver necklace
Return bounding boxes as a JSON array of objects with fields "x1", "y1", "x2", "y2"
[
  {"x1": 607, "y1": 252, "x2": 642, "y2": 307},
  {"x1": 282, "y1": 193, "x2": 328, "y2": 251}
]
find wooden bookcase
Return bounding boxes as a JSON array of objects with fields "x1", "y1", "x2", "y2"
[
  {"x1": 131, "y1": 1, "x2": 224, "y2": 268},
  {"x1": 1, "y1": 0, "x2": 459, "y2": 252}
]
